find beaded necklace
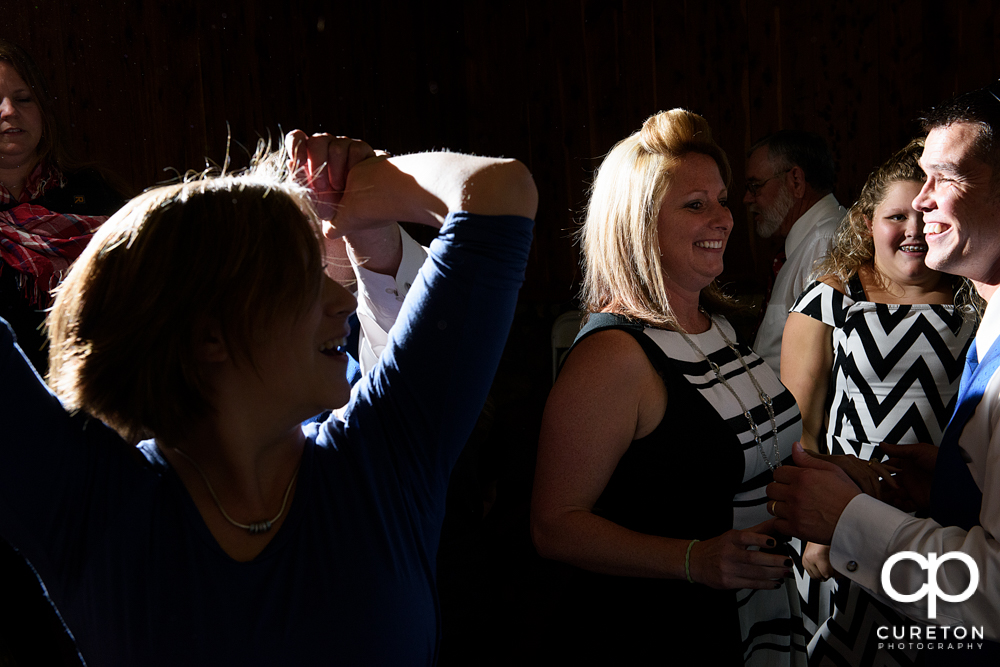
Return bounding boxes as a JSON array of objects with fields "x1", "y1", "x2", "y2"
[
  {"x1": 172, "y1": 447, "x2": 298, "y2": 535},
  {"x1": 675, "y1": 312, "x2": 781, "y2": 471}
]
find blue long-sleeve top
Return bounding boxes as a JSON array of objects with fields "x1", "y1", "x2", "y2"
[{"x1": 0, "y1": 211, "x2": 534, "y2": 666}]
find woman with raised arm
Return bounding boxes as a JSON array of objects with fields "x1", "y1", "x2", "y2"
[
  {"x1": 531, "y1": 109, "x2": 805, "y2": 665},
  {"x1": 780, "y1": 138, "x2": 976, "y2": 666},
  {"x1": 0, "y1": 133, "x2": 536, "y2": 666}
]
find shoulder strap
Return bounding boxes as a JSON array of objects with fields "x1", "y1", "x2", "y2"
[
  {"x1": 847, "y1": 273, "x2": 866, "y2": 300},
  {"x1": 563, "y1": 313, "x2": 672, "y2": 379},
  {"x1": 574, "y1": 312, "x2": 643, "y2": 341}
]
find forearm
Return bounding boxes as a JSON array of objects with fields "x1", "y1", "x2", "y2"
[
  {"x1": 785, "y1": 386, "x2": 826, "y2": 453},
  {"x1": 339, "y1": 153, "x2": 537, "y2": 230},
  {"x1": 831, "y1": 494, "x2": 1000, "y2": 636},
  {"x1": 532, "y1": 508, "x2": 692, "y2": 580},
  {"x1": 321, "y1": 236, "x2": 356, "y2": 283},
  {"x1": 800, "y1": 430, "x2": 820, "y2": 453},
  {"x1": 780, "y1": 313, "x2": 833, "y2": 451},
  {"x1": 344, "y1": 224, "x2": 404, "y2": 276}
]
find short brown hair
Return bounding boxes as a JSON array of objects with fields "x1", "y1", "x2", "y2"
[
  {"x1": 47, "y1": 161, "x2": 324, "y2": 443},
  {"x1": 579, "y1": 108, "x2": 734, "y2": 329},
  {"x1": 920, "y1": 82, "x2": 1000, "y2": 185}
]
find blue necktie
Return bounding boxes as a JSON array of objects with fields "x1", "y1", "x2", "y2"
[
  {"x1": 930, "y1": 338, "x2": 1000, "y2": 530},
  {"x1": 920, "y1": 338, "x2": 1000, "y2": 665}
]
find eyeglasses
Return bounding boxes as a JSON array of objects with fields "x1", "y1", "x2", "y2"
[
  {"x1": 745, "y1": 169, "x2": 791, "y2": 197},
  {"x1": 989, "y1": 86, "x2": 1000, "y2": 106}
]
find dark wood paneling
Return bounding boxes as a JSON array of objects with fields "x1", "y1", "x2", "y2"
[{"x1": 3, "y1": 0, "x2": 999, "y2": 301}]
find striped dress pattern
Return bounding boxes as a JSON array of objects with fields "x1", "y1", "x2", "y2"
[
  {"x1": 789, "y1": 278, "x2": 976, "y2": 666},
  {"x1": 643, "y1": 317, "x2": 807, "y2": 667}
]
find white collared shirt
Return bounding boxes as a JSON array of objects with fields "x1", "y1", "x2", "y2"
[
  {"x1": 351, "y1": 225, "x2": 428, "y2": 375},
  {"x1": 753, "y1": 193, "x2": 845, "y2": 378}
]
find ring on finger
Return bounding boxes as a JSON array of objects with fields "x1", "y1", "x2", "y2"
[{"x1": 768, "y1": 500, "x2": 777, "y2": 516}]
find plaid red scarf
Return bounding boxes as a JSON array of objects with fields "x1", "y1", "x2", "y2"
[{"x1": 0, "y1": 161, "x2": 109, "y2": 305}]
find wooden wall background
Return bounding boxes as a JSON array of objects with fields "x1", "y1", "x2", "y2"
[
  {"x1": 1, "y1": 2, "x2": 999, "y2": 660},
  {"x1": 3, "y1": 0, "x2": 998, "y2": 303}
]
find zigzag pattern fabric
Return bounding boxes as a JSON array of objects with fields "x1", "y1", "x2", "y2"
[
  {"x1": 789, "y1": 276, "x2": 976, "y2": 666},
  {"x1": 791, "y1": 277, "x2": 974, "y2": 460}
]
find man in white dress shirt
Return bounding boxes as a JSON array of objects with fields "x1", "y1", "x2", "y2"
[
  {"x1": 745, "y1": 131, "x2": 845, "y2": 377},
  {"x1": 768, "y1": 84, "x2": 1000, "y2": 662},
  {"x1": 335, "y1": 223, "x2": 427, "y2": 375}
]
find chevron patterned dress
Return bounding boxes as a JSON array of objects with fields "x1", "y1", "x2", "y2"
[{"x1": 789, "y1": 276, "x2": 976, "y2": 666}]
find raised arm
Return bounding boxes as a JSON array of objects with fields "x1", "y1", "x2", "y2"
[
  {"x1": 343, "y1": 225, "x2": 429, "y2": 378},
  {"x1": 336, "y1": 151, "x2": 537, "y2": 230},
  {"x1": 286, "y1": 131, "x2": 538, "y2": 537},
  {"x1": 286, "y1": 130, "x2": 537, "y2": 235},
  {"x1": 287, "y1": 133, "x2": 536, "y2": 384},
  {"x1": 286, "y1": 133, "x2": 403, "y2": 280},
  {"x1": 0, "y1": 317, "x2": 134, "y2": 597}
]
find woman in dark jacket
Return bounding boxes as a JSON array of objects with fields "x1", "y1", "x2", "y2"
[
  {"x1": 0, "y1": 39, "x2": 123, "y2": 666},
  {"x1": 0, "y1": 39, "x2": 122, "y2": 373}
]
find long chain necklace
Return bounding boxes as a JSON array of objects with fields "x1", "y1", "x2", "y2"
[
  {"x1": 172, "y1": 447, "x2": 298, "y2": 535},
  {"x1": 675, "y1": 311, "x2": 781, "y2": 471}
]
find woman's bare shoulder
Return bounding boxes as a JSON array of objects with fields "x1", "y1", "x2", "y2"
[
  {"x1": 560, "y1": 327, "x2": 657, "y2": 381},
  {"x1": 550, "y1": 326, "x2": 667, "y2": 439},
  {"x1": 817, "y1": 273, "x2": 847, "y2": 295}
]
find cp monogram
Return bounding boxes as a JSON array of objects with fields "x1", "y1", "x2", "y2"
[{"x1": 881, "y1": 552, "x2": 979, "y2": 619}]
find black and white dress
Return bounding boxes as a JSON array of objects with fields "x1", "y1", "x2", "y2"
[
  {"x1": 789, "y1": 277, "x2": 976, "y2": 665},
  {"x1": 560, "y1": 313, "x2": 807, "y2": 666}
]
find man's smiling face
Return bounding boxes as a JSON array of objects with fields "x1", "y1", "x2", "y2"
[{"x1": 915, "y1": 122, "x2": 1000, "y2": 289}]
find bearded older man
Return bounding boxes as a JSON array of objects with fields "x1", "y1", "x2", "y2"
[{"x1": 745, "y1": 130, "x2": 844, "y2": 377}]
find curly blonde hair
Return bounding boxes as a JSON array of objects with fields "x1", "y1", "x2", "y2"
[
  {"x1": 579, "y1": 109, "x2": 736, "y2": 330},
  {"x1": 817, "y1": 137, "x2": 981, "y2": 314},
  {"x1": 819, "y1": 138, "x2": 924, "y2": 282}
]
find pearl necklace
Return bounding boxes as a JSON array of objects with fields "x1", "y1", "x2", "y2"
[
  {"x1": 172, "y1": 447, "x2": 298, "y2": 535},
  {"x1": 675, "y1": 312, "x2": 782, "y2": 471}
]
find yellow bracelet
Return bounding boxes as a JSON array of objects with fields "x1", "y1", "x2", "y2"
[{"x1": 685, "y1": 539, "x2": 699, "y2": 584}]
